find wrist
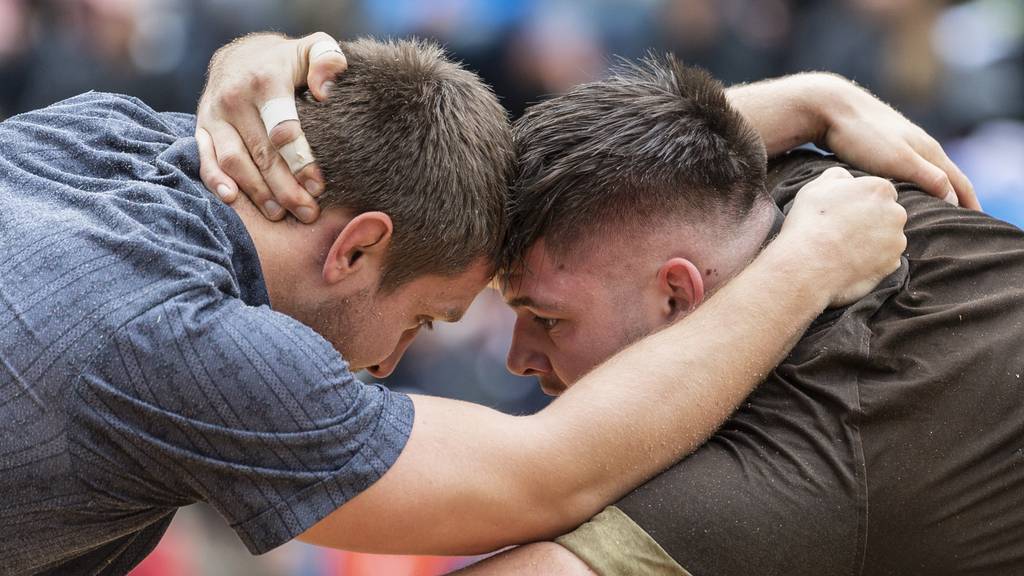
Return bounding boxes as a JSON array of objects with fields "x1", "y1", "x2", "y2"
[
  {"x1": 759, "y1": 230, "x2": 833, "y2": 314},
  {"x1": 803, "y1": 73, "x2": 860, "y2": 148}
]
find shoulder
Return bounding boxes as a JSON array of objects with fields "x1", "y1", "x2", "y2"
[
  {"x1": 81, "y1": 291, "x2": 363, "y2": 430},
  {"x1": 1, "y1": 92, "x2": 196, "y2": 151}
]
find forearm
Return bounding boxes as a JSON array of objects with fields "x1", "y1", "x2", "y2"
[
  {"x1": 306, "y1": 242, "x2": 830, "y2": 554},
  {"x1": 524, "y1": 236, "x2": 829, "y2": 528},
  {"x1": 299, "y1": 240, "x2": 828, "y2": 555},
  {"x1": 726, "y1": 72, "x2": 849, "y2": 157}
]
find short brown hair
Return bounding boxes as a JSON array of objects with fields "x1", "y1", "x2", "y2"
[
  {"x1": 501, "y1": 53, "x2": 767, "y2": 277},
  {"x1": 297, "y1": 37, "x2": 512, "y2": 291}
]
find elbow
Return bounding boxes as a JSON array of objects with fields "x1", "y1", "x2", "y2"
[{"x1": 497, "y1": 472, "x2": 609, "y2": 546}]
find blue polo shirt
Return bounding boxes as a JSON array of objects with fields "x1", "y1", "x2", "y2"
[{"x1": 0, "y1": 93, "x2": 414, "y2": 574}]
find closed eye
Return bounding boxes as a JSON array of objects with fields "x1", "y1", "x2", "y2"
[{"x1": 533, "y1": 315, "x2": 559, "y2": 331}]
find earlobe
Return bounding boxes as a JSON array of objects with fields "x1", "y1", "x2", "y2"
[
  {"x1": 657, "y1": 257, "x2": 705, "y2": 321},
  {"x1": 323, "y1": 211, "x2": 393, "y2": 285}
]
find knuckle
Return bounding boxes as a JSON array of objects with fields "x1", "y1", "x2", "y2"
[
  {"x1": 873, "y1": 177, "x2": 896, "y2": 194},
  {"x1": 218, "y1": 151, "x2": 246, "y2": 174},
  {"x1": 272, "y1": 186, "x2": 307, "y2": 210},
  {"x1": 219, "y1": 85, "x2": 247, "y2": 111},
  {"x1": 247, "y1": 70, "x2": 273, "y2": 95},
  {"x1": 250, "y1": 142, "x2": 278, "y2": 173},
  {"x1": 823, "y1": 166, "x2": 851, "y2": 179},
  {"x1": 239, "y1": 179, "x2": 270, "y2": 204},
  {"x1": 269, "y1": 120, "x2": 302, "y2": 149},
  {"x1": 893, "y1": 149, "x2": 916, "y2": 166},
  {"x1": 924, "y1": 169, "x2": 951, "y2": 193}
]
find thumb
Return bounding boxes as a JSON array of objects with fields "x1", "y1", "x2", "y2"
[{"x1": 301, "y1": 32, "x2": 348, "y2": 101}]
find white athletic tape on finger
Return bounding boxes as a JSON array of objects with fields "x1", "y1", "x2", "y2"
[
  {"x1": 259, "y1": 97, "x2": 299, "y2": 136},
  {"x1": 278, "y1": 136, "x2": 316, "y2": 173},
  {"x1": 310, "y1": 39, "x2": 344, "y2": 61}
]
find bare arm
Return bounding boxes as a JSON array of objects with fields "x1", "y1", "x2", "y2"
[
  {"x1": 298, "y1": 170, "x2": 907, "y2": 555},
  {"x1": 726, "y1": 72, "x2": 979, "y2": 209}
]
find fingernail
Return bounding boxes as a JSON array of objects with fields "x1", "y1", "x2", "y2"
[
  {"x1": 304, "y1": 179, "x2": 324, "y2": 197},
  {"x1": 295, "y1": 206, "x2": 316, "y2": 223},
  {"x1": 320, "y1": 81, "x2": 335, "y2": 97},
  {"x1": 264, "y1": 200, "x2": 283, "y2": 217},
  {"x1": 943, "y1": 190, "x2": 959, "y2": 207},
  {"x1": 215, "y1": 184, "x2": 232, "y2": 200}
]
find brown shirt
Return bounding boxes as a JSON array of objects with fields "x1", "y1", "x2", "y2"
[{"x1": 612, "y1": 151, "x2": 1024, "y2": 575}]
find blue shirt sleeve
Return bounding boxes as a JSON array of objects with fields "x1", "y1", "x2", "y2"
[{"x1": 69, "y1": 287, "x2": 415, "y2": 554}]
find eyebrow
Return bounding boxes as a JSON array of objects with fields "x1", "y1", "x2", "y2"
[{"x1": 505, "y1": 295, "x2": 562, "y2": 312}]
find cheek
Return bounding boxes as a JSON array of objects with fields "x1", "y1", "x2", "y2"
[
  {"x1": 552, "y1": 332, "x2": 611, "y2": 384},
  {"x1": 560, "y1": 327, "x2": 637, "y2": 383}
]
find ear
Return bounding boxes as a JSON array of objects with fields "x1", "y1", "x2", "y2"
[
  {"x1": 323, "y1": 211, "x2": 393, "y2": 286},
  {"x1": 656, "y1": 257, "x2": 705, "y2": 321}
]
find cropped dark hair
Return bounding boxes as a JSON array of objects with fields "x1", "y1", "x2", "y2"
[
  {"x1": 501, "y1": 53, "x2": 768, "y2": 277},
  {"x1": 297, "y1": 37, "x2": 512, "y2": 291}
]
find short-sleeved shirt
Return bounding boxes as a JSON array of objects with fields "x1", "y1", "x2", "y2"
[
  {"x1": 558, "y1": 151, "x2": 1024, "y2": 575},
  {"x1": 0, "y1": 93, "x2": 414, "y2": 575}
]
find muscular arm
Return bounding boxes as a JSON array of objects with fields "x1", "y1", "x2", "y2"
[
  {"x1": 726, "y1": 72, "x2": 979, "y2": 209},
  {"x1": 302, "y1": 241, "x2": 823, "y2": 554},
  {"x1": 299, "y1": 171, "x2": 907, "y2": 555}
]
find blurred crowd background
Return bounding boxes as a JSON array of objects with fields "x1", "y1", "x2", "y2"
[{"x1": 1, "y1": 0, "x2": 1021, "y2": 574}]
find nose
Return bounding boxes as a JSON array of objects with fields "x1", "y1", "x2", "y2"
[
  {"x1": 367, "y1": 327, "x2": 419, "y2": 379},
  {"x1": 506, "y1": 320, "x2": 553, "y2": 377}
]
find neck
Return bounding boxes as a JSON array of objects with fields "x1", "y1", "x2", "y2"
[
  {"x1": 701, "y1": 200, "x2": 781, "y2": 295},
  {"x1": 229, "y1": 195, "x2": 343, "y2": 312}
]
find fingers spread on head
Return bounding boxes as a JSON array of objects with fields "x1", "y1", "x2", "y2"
[
  {"x1": 296, "y1": 163, "x2": 325, "y2": 198},
  {"x1": 206, "y1": 121, "x2": 279, "y2": 210},
  {"x1": 248, "y1": 96, "x2": 320, "y2": 222},
  {"x1": 264, "y1": 165, "x2": 319, "y2": 222}
]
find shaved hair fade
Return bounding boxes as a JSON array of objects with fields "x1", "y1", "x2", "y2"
[
  {"x1": 297, "y1": 37, "x2": 512, "y2": 291},
  {"x1": 501, "y1": 53, "x2": 768, "y2": 278}
]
